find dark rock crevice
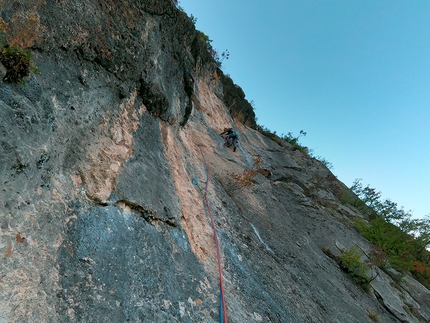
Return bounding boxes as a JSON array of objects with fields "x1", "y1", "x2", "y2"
[
  {"x1": 116, "y1": 199, "x2": 178, "y2": 228},
  {"x1": 139, "y1": 79, "x2": 170, "y2": 120},
  {"x1": 84, "y1": 195, "x2": 178, "y2": 228},
  {"x1": 180, "y1": 71, "x2": 194, "y2": 127}
]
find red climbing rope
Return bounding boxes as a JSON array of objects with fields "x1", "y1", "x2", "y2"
[{"x1": 198, "y1": 145, "x2": 228, "y2": 323}]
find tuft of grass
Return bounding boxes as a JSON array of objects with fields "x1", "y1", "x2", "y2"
[
  {"x1": 256, "y1": 126, "x2": 312, "y2": 155},
  {"x1": 367, "y1": 309, "x2": 380, "y2": 322},
  {"x1": 312, "y1": 155, "x2": 333, "y2": 169},
  {"x1": 256, "y1": 125, "x2": 284, "y2": 146},
  {"x1": 282, "y1": 130, "x2": 309, "y2": 154}
]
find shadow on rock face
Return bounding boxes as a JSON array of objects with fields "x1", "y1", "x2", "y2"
[{"x1": 57, "y1": 205, "x2": 217, "y2": 322}]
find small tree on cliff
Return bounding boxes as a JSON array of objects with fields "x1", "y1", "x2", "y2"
[{"x1": 350, "y1": 179, "x2": 430, "y2": 289}]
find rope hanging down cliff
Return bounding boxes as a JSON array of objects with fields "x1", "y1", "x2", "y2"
[{"x1": 195, "y1": 145, "x2": 228, "y2": 323}]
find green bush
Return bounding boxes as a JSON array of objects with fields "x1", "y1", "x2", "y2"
[
  {"x1": 256, "y1": 126, "x2": 311, "y2": 154},
  {"x1": 0, "y1": 42, "x2": 39, "y2": 83},
  {"x1": 256, "y1": 125, "x2": 284, "y2": 146},
  {"x1": 282, "y1": 130, "x2": 309, "y2": 154},
  {"x1": 338, "y1": 246, "x2": 372, "y2": 291}
]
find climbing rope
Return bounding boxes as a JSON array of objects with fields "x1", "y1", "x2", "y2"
[{"x1": 195, "y1": 145, "x2": 228, "y2": 323}]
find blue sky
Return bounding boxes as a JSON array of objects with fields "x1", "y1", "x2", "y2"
[{"x1": 179, "y1": 1, "x2": 430, "y2": 219}]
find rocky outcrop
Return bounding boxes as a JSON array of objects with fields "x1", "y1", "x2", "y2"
[
  {"x1": 218, "y1": 70, "x2": 257, "y2": 129},
  {"x1": 1, "y1": 1, "x2": 429, "y2": 323}
]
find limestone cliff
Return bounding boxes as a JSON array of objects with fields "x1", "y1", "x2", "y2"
[{"x1": 0, "y1": 1, "x2": 429, "y2": 322}]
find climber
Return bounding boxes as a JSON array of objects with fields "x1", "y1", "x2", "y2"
[{"x1": 220, "y1": 127, "x2": 239, "y2": 152}]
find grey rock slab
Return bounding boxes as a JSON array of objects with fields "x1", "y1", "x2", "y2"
[{"x1": 371, "y1": 270, "x2": 419, "y2": 323}]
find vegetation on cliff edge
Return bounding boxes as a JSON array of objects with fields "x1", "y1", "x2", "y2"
[
  {"x1": 257, "y1": 124, "x2": 430, "y2": 289},
  {"x1": 344, "y1": 179, "x2": 430, "y2": 289}
]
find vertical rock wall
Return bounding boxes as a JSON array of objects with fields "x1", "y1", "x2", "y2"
[{"x1": 1, "y1": 1, "x2": 429, "y2": 323}]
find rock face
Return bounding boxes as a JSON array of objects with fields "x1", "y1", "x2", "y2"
[{"x1": 0, "y1": 1, "x2": 429, "y2": 323}]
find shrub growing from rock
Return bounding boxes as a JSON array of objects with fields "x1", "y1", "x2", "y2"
[
  {"x1": 0, "y1": 43, "x2": 38, "y2": 83},
  {"x1": 338, "y1": 246, "x2": 372, "y2": 291}
]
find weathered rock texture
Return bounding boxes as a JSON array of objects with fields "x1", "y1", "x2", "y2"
[{"x1": 0, "y1": 1, "x2": 429, "y2": 323}]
